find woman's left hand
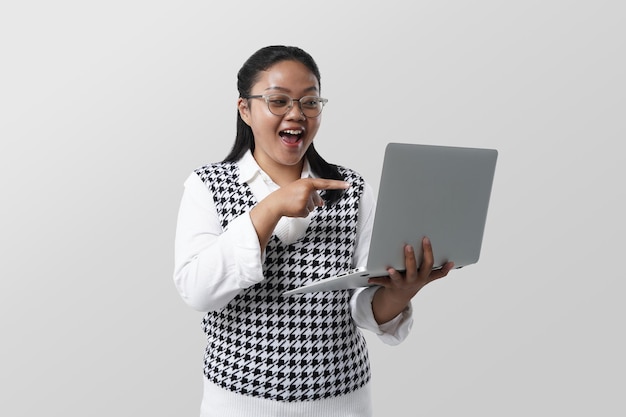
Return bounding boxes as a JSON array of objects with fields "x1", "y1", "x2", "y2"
[{"x1": 368, "y1": 236, "x2": 455, "y2": 323}]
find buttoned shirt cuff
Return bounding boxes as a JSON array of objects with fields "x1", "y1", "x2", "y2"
[{"x1": 350, "y1": 286, "x2": 414, "y2": 346}]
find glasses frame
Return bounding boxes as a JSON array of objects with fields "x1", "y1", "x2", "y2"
[{"x1": 245, "y1": 94, "x2": 328, "y2": 118}]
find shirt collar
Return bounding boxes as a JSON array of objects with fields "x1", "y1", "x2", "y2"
[{"x1": 236, "y1": 150, "x2": 315, "y2": 185}]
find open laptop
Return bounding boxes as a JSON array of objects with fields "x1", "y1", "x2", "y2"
[{"x1": 282, "y1": 142, "x2": 498, "y2": 296}]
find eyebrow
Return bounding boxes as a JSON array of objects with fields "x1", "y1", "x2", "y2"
[{"x1": 264, "y1": 86, "x2": 319, "y2": 94}]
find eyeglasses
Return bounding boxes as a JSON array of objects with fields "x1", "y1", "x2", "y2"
[{"x1": 245, "y1": 94, "x2": 328, "y2": 118}]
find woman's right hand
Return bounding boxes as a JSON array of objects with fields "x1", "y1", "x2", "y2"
[
  {"x1": 269, "y1": 178, "x2": 350, "y2": 218},
  {"x1": 249, "y1": 178, "x2": 350, "y2": 249}
]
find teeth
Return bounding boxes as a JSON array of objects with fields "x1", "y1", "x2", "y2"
[{"x1": 282, "y1": 129, "x2": 302, "y2": 135}]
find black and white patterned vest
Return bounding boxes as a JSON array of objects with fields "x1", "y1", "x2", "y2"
[{"x1": 195, "y1": 161, "x2": 371, "y2": 402}]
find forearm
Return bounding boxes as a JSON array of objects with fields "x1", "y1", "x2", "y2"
[
  {"x1": 174, "y1": 214, "x2": 265, "y2": 311},
  {"x1": 351, "y1": 287, "x2": 414, "y2": 346},
  {"x1": 249, "y1": 198, "x2": 282, "y2": 250},
  {"x1": 371, "y1": 286, "x2": 417, "y2": 325}
]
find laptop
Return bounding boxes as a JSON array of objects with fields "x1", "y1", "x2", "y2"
[{"x1": 282, "y1": 142, "x2": 498, "y2": 296}]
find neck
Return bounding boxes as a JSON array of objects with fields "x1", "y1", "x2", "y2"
[
  {"x1": 271, "y1": 163, "x2": 303, "y2": 186},
  {"x1": 254, "y1": 156, "x2": 304, "y2": 186}
]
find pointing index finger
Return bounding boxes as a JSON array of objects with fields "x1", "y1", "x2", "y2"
[{"x1": 310, "y1": 178, "x2": 351, "y2": 190}]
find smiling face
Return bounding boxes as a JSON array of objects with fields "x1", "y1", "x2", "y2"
[{"x1": 238, "y1": 60, "x2": 322, "y2": 184}]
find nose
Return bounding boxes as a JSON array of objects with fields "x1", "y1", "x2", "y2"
[{"x1": 285, "y1": 100, "x2": 306, "y2": 120}]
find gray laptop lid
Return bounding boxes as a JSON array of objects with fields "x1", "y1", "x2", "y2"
[
  {"x1": 368, "y1": 142, "x2": 498, "y2": 272},
  {"x1": 282, "y1": 142, "x2": 498, "y2": 295}
]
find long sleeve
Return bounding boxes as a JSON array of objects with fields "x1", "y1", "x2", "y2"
[
  {"x1": 174, "y1": 162, "x2": 414, "y2": 342},
  {"x1": 173, "y1": 173, "x2": 265, "y2": 312},
  {"x1": 173, "y1": 152, "x2": 314, "y2": 312},
  {"x1": 349, "y1": 182, "x2": 414, "y2": 346}
]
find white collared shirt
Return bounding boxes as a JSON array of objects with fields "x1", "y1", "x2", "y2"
[
  {"x1": 173, "y1": 150, "x2": 412, "y2": 342},
  {"x1": 174, "y1": 151, "x2": 414, "y2": 416}
]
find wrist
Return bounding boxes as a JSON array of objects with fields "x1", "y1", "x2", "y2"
[
  {"x1": 253, "y1": 196, "x2": 282, "y2": 222},
  {"x1": 372, "y1": 286, "x2": 416, "y2": 324},
  {"x1": 379, "y1": 285, "x2": 420, "y2": 307}
]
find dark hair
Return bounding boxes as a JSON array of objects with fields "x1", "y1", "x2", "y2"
[{"x1": 223, "y1": 45, "x2": 344, "y2": 203}]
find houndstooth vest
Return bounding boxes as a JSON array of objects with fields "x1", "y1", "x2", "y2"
[{"x1": 195, "y1": 161, "x2": 371, "y2": 402}]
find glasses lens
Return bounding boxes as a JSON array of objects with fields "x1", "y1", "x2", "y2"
[
  {"x1": 266, "y1": 94, "x2": 291, "y2": 115},
  {"x1": 299, "y1": 96, "x2": 324, "y2": 117}
]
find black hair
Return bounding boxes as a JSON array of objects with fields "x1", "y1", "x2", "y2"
[{"x1": 223, "y1": 45, "x2": 344, "y2": 203}]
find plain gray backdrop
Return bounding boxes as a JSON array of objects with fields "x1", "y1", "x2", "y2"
[{"x1": 1, "y1": 1, "x2": 624, "y2": 416}]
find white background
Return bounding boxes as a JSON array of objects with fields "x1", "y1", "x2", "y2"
[{"x1": 1, "y1": 1, "x2": 624, "y2": 416}]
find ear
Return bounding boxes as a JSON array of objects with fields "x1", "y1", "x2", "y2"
[{"x1": 238, "y1": 97, "x2": 251, "y2": 126}]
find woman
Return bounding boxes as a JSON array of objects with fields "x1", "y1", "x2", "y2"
[{"x1": 173, "y1": 45, "x2": 454, "y2": 417}]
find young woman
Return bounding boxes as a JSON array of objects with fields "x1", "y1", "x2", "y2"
[{"x1": 173, "y1": 45, "x2": 454, "y2": 417}]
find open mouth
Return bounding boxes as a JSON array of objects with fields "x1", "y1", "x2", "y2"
[{"x1": 279, "y1": 129, "x2": 304, "y2": 144}]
